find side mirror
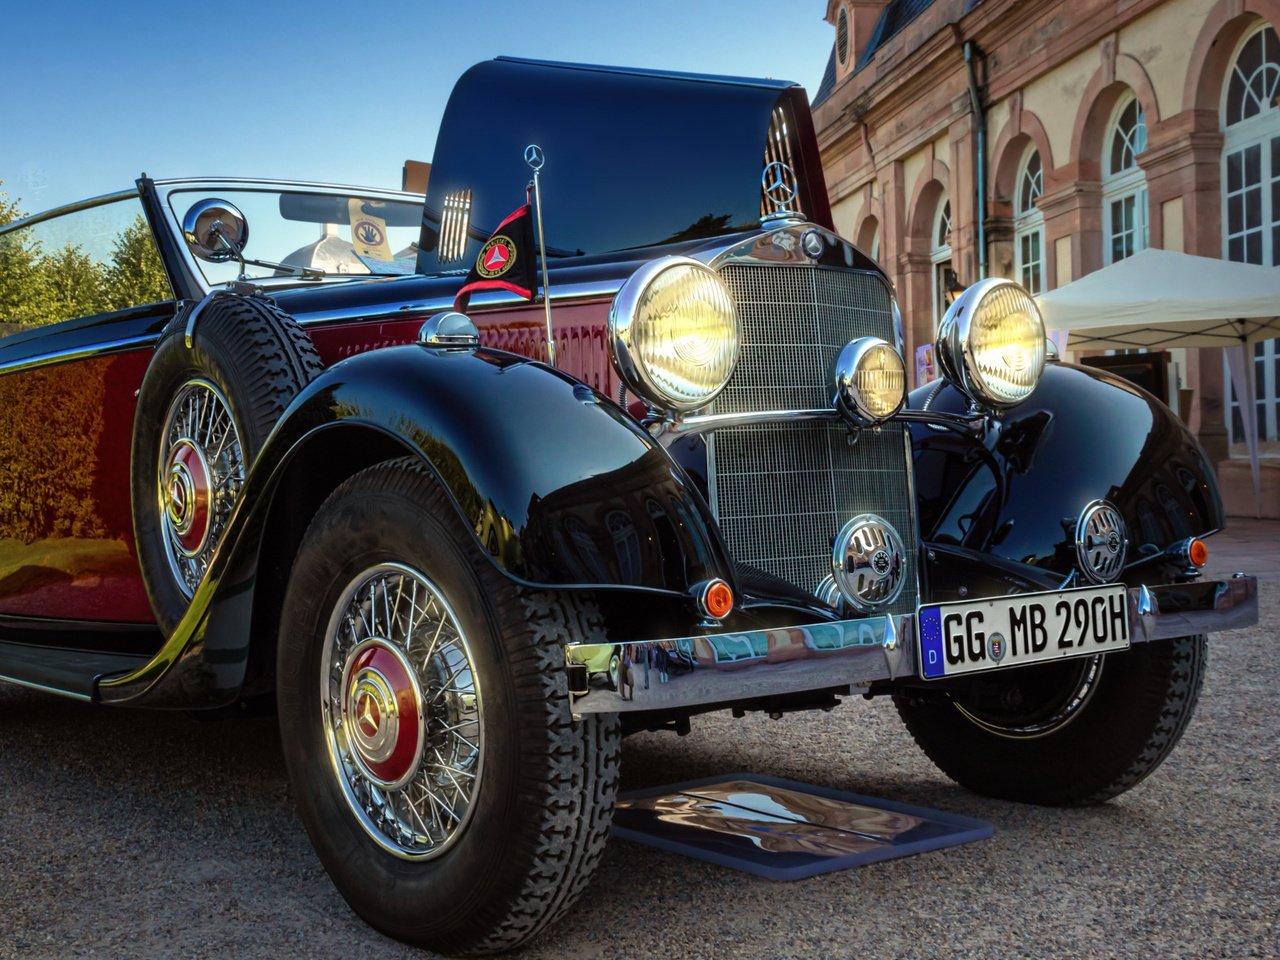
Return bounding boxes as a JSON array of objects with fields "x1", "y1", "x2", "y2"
[{"x1": 182, "y1": 198, "x2": 249, "y2": 263}]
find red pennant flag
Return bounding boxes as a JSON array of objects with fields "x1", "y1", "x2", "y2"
[{"x1": 453, "y1": 203, "x2": 538, "y2": 314}]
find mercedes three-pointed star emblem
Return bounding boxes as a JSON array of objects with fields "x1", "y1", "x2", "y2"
[{"x1": 762, "y1": 160, "x2": 799, "y2": 207}]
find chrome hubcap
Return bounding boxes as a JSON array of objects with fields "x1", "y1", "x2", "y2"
[
  {"x1": 321, "y1": 563, "x2": 483, "y2": 860},
  {"x1": 158, "y1": 379, "x2": 244, "y2": 596},
  {"x1": 340, "y1": 639, "x2": 424, "y2": 789}
]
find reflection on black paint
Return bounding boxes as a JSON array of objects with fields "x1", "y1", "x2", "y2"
[{"x1": 910, "y1": 362, "x2": 1224, "y2": 583}]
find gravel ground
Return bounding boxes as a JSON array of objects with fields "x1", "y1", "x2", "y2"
[{"x1": 1, "y1": 523, "x2": 1276, "y2": 960}]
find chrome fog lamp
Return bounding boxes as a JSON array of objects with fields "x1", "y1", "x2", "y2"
[
  {"x1": 608, "y1": 256, "x2": 740, "y2": 413},
  {"x1": 937, "y1": 277, "x2": 1046, "y2": 409},
  {"x1": 834, "y1": 337, "x2": 906, "y2": 424}
]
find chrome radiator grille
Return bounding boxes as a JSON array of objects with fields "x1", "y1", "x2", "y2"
[{"x1": 710, "y1": 264, "x2": 919, "y2": 617}]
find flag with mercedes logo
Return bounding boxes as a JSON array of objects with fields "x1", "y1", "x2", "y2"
[{"x1": 452, "y1": 200, "x2": 538, "y2": 313}]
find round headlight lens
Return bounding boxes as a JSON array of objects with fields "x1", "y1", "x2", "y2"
[
  {"x1": 609, "y1": 258, "x2": 740, "y2": 413},
  {"x1": 939, "y1": 279, "x2": 1046, "y2": 408},
  {"x1": 834, "y1": 337, "x2": 906, "y2": 423}
]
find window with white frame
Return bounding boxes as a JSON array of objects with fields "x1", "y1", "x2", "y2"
[
  {"x1": 1222, "y1": 23, "x2": 1280, "y2": 455},
  {"x1": 1014, "y1": 146, "x2": 1045, "y2": 293},
  {"x1": 930, "y1": 197, "x2": 953, "y2": 329},
  {"x1": 1103, "y1": 94, "x2": 1149, "y2": 264}
]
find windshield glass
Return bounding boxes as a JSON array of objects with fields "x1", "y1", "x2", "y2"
[{"x1": 167, "y1": 187, "x2": 423, "y2": 284}]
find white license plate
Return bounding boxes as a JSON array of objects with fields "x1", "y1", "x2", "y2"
[{"x1": 917, "y1": 584, "x2": 1130, "y2": 680}]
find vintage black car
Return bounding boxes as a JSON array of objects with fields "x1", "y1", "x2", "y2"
[{"x1": 0, "y1": 58, "x2": 1258, "y2": 955}]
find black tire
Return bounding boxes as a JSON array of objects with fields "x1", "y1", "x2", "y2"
[
  {"x1": 276, "y1": 457, "x2": 621, "y2": 956},
  {"x1": 132, "y1": 294, "x2": 323, "y2": 635},
  {"x1": 894, "y1": 635, "x2": 1207, "y2": 806}
]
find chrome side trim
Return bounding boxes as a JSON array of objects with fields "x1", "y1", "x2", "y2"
[
  {"x1": 0, "y1": 333, "x2": 159, "y2": 376},
  {"x1": 0, "y1": 673, "x2": 93, "y2": 702},
  {"x1": 292, "y1": 278, "x2": 626, "y2": 329},
  {"x1": 0, "y1": 189, "x2": 139, "y2": 237},
  {"x1": 568, "y1": 577, "x2": 1259, "y2": 715}
]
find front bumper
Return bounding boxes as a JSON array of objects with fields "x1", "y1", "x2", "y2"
[{"x1": 567, "y1": 576, "x2": 1259, "y2": 715}]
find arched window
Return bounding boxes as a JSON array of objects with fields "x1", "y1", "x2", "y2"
[
  {"x1": 1102, "y1": 94, "x2": 1149, "y2": 264},
  {"x1": 1014, "y1": 146, "x2": 1045, "y2": 294},
  {"x1": 930, "y1": 198, "x2": 953, "y2": 328},
  {"x1": 1222, "y1": 23, "x2": 1280, "y2": 453}
]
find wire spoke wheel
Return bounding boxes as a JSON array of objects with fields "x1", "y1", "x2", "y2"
[
  {"x1": 157, "y1": 378, "x2": 244, "y2": 597},
  {"x1": 321, "y1": 562, "x2": 483, "y2": 860}
]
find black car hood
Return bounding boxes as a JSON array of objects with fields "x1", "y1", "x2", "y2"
[{"x1": 418, "y1": 57, "x2": 829, "y2": 271}]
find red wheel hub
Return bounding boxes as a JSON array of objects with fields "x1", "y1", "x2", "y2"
[
  {"x1": 165, "y1": 440, "x2": 212, "y2": 557},
  {"x1": 342, "y1": 641, "x2": 424, "y2": 789}
]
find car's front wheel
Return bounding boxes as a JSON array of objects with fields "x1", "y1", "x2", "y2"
[
  {"x1": 277, "y1": 458, "x2": 620, "y2": 956},
  {"x1": 893, "y1": 634, "x2": 1206, "y2": 806}
]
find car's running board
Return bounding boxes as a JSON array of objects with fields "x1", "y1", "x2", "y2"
[{"x1": 0, "y1": 640, "x2": 152, "y2": 702}]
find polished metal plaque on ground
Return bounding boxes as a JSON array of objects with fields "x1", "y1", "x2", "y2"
[{"x1": 611, "y1": 774, "x2": 992, "y2": 880}]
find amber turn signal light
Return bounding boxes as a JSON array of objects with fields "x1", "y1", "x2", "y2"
[
  {"x1": 1169, "y1": 536, "x2": 1209, "y2": 568},
  {"x1": 1188, "y1": 538, "x2": 1208, "y2": 567},
  {"x1": 696, "y1": 579, "x2": 734, "y2": 621}
]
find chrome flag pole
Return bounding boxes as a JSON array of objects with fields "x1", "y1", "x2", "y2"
[{"x1": 525, "y1": 143, "x2": 556, "y2": 367}]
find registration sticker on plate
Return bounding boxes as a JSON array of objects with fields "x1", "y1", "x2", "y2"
[{"x1": 917, "y1": 584, "x2": 1130, "y2": 680}]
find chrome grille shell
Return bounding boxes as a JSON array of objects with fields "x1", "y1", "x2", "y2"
[{"x1": 707, "y1": 244, "x2": 919, "y2": 618}]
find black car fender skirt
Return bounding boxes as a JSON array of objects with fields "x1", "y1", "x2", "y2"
[{"x1": 98, "y1": 345, "x2": 731, "y2": 708}]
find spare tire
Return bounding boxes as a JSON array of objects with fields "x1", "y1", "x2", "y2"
[{"x1": 132, "y1": 293, "x2": 323, "y2": 636}]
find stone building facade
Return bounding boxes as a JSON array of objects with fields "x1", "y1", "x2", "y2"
[{"x1": 812, "y1": 0, "x2": 1280, "y2": 515}]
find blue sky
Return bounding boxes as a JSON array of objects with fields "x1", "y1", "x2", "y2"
[{"x1": 1, "y1": 1, "x2": 832, "y2": 214}]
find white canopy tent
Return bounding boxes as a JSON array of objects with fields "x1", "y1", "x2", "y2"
[{"x1": 1036, "y1": 248, "x2": 1280, "y2": 517}]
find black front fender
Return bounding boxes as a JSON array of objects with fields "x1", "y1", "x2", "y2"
[
  {"x1": 911, "y1": 361, "x2": 1224, "y2": 599},
  {"x1": 269, "y1": 345, "x2": 730, "y2": 591},
  {"x1": 99, "y1": 344, "x2": 730, "y2": 707}
]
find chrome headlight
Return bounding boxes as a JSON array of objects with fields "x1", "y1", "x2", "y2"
[
  {"x1": 833, "y1": 337, "x2": 906, "y2": 424},
  {"x1": 608, "y1": 257, "x2": 740, "y2": 413},
  {"x1": 937, "y1": 278, "x2": 1046, "y2": 409}
]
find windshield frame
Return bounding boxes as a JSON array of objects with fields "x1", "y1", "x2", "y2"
[{"x1": 153, "y1": 178, "x2": 426, "y2": 293}]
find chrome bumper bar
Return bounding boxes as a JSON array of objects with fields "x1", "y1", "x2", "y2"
[{"x1": 567, "y1": 576, "x2": 1259, "y2": 715}]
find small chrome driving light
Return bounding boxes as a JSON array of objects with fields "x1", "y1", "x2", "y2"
[
  {"x1": 937, "y1": 277, "x2": 1046, "y2": 409},
  {"x1": 834, "y1": 337, "x2": 906, "y2": 424},
  {"x1": 608, "y1": 257, "x2": 740, "y2": 413}
]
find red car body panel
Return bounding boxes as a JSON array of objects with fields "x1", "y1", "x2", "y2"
[{"x1": 0, "y1": 349, "x2": 154, "y2": 622}]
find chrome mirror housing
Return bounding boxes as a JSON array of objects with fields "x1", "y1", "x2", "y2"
[{"x1": 182, "y1": 198, "x2": 249, "y2": 263}]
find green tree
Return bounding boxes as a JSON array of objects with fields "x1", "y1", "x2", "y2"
[
  {"x1": 42, "y1": 242, "x2": 107, "y2": 320},
  {"x1": 0, "y1": 180, "x2": 54, "y2": 329},
  {"x1": 102, "y1": 214, "x2": 170, "y2": 310},
  {"x1": 0, "y1": 182, "x2": 21, "y2": 227}
]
